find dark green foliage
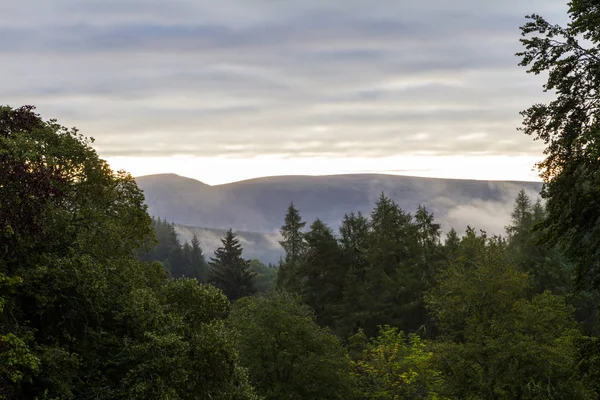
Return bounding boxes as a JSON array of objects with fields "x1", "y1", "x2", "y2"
[
  {"x1": 279, "y1": 194, "x2": 443, "y2": 338},
  {"x1": 338, "y1": 211, "x2": 371, "y2": 336},
  {"x1": 505, "y1": 190, "x2": 600, "y2": 333},
  {"x1": 138, "y1": 219, "x2": 207, "y2": 281},
  {"x1": 299, "y1": 219, "x2": 346, "y2": 327},
  {"x1": 578, "y1": 336, "x2": 600, "y2": 396},
  {"x1": 276, "y1": 202, "x2": 307, "y2": 292},
  {"x1": 442, "y1": 228, "x2": 460, "y2": 260},
  {"x1": 0, "y1": 106, "x2": 257, "y2": 399},
  {"x1": 117, "y1": 279, "x2": 258, "y2": 400},
  {"x1": 248, "y1": 259, "x2": 277, "y2": 293},
  {"x1": 228, "y1": 292, "x2": 354, "y2": 400},
  {"x1": 505, "y1": 190, "x2": 572, "y2": 295},
  {"x1": 517, "y1": 1, "x2": 600, "y2": 288},
  {"x1": 426, "y1": 229, "x2": 592, "y2": 399},
  {"x1": 189, "y1": 234, "x2": 207, "y2": 282},
  {"x1": 209, "y1": 229, "x2": 256, "y2": 301},
  {"x1": 345, "y1": 195, "x2": 439, "y2": 337}
]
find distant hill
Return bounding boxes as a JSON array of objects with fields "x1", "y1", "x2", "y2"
[
  {"x1": 136, "y1": 173, "x2": 543, "y2": 233},
  {"x1": 136, "y1": 173, "x2": 543, "y2": 264}
]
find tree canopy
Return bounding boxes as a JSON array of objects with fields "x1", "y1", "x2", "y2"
[
  {"x1": 0, "y1": 105, "x2": 257, "y2": 399},
  {"x1": 517, "y1": 0, "x2": 600, "y2": 288}
]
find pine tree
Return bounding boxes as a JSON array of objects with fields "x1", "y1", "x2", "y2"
[
  {"x1": 505, "y1": 189, "x2": 534, "y2": 248},
  {"x1": 338, "y1": 211, "x2": 371, "y2": 336},
  {"x1": 300, "y1": 218, "x2": 345, "y2": 327},
  {"x1": 209, "y1": 229, "x2": 256, "y2": 301},
  {"x1": 364, "y1": 193, "x2": 421, "y2": 335},
  {"x1": 414, "y1": 205, "x2": 441, "y2": 283},
  {"x1": 505, "y1": 191, "x2": 572, "y2": 296},
  {"x1": 276, "y1": 202, "x2": 307, "y2": 292},
  {"x1": 443, "y1": 228, "x2": 461, "y2": 260},
  {"x1": 339, "y1": 211, "x2": 370, "y2": 279},
  {"x1": 139, "y1": 217, "x2": 188, "y2": 278}
]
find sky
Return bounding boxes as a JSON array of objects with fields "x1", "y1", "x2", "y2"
[{"x1": 2, "y1": 0, "x2": 569, "y2": 185}]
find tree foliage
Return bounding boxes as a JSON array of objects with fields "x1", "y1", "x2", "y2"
[
  {"x1": 209, "y1": 229, "x2": 256, "y2": 301},
  {"x1": 351, "y1": 325, "x2": 446, "y2": 400},
  {"x1": 426, "y1": 229, "x2": 592, "y2": 399},
  {"x1": 228, "y1": 292, "x2": 354, "y2": 400},
  {"x1": 517, "y1": 1, "x2": 600, "y2": 288},
  {"x1": 276, "y1": 202, "x2": 307, "y2": 292},
  {"x1": 138, "y1": 218, "x2": 207, "y2": 281},
  {"x1": 0, "y1": 105, "x2": 257, "y2": 399}
]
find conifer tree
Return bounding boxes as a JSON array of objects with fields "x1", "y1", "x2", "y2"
[
  {"x1": 443, "y1": 228, "x2": 461, "y2": 260},
  {"x1": 505, "y1": 190, "x2": 571, "y2": 295},
  {"x1": 209, "y1": 229, "x2": 256, "y2": 301},
  {"x1": 364, "y1": 193, "x2": 421, "y2": 335},
  {"x1": 299, "y1": 218, "x2": 345, "y2": 326},
  {"x1": 339, "y1": 211, "x2": 370, "y2": 279},
  {"x1": 276, "y1": 202, "x2": 307, "y2": 292},
  {"x1": 414, "y1": 205, "x2": 442, "y2": 283},
  {"x1": 338, "y1": 211, "x2": 371, "y2": 336}
]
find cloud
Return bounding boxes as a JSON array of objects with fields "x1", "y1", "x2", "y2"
[{"x1": 1, "y1": 0, "x2": 568, "y2": 161}]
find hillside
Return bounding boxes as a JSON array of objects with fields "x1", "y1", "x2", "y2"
[
  {"x1": 136, "y1": 173, "x2": 542, "y2": 233},
  {"x1": 135, "y1": 173, "x2": 543, "y2": 264}
]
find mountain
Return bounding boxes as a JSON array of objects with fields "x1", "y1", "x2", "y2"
[
  {"x1": 135, "y1": 173, "x2": 542, "y2": 264},
  {"x1": 136, "y1": 173, "x2": 542, "y2": 233}
]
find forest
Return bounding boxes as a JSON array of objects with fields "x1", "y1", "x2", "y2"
[{"x1": 2, "y1": 2, "x2": 600, "y2": 399}]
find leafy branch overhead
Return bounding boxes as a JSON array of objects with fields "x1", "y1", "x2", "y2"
[{"x1": 517, "y1": 1, "x2": 600, "y2": 288}]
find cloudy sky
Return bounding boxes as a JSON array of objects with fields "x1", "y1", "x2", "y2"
[{"x1": 2, "y1": 0, "x2": 568, "y2": 184}]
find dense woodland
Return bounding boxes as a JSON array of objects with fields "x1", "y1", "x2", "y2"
[{"x1": 2, "y1": 2, "x2": 600, "y2": 399}]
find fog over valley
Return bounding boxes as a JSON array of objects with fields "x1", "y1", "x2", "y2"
[{"x1": 136, "y1": 172, "x2": 542, "y2": 264}]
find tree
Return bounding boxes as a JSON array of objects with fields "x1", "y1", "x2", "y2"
[
  {"x1": 363, "y1": 193, "x2": 422, "y2": 336},
  {"x1": 118, "y1": 279, "x2": 259, "y2": 400},
  {"x1": 352, "y1": 325, "x2": 447, "y2": 400},
  {"x1": 276, "y1": 202, "x2": 307, "y2": 292},
  {"x1": 442, "y1": 228, "x2": 461, "y2": 260},
  {"x1": 209, "y1": 229, "x2": 256, "y2": 301},
  {"x1": 248, "y1": 259, "x2": 277, "y2": 293},
  {"x1": 338, "y1": 211, "x2": 371, "y2": 337},
  {"x1": 505, "y1": 190, "x2": 572, "y2": 295},
  {"x1": 139, "y1": 218, "x2": 188, "y2": 278},
  {"x1": 517, "y1": 2, "x2": 600, "y2": 288},
  {"x1": 0, "y1": 105, "x2": 258, "y2": 399},
  {"x1": 414, "y1": 205, "x2": 442, "y2": 279},
  {"x1": 339, "y1": 211, "x2": 370, "y2": 280},
  {"x1": 298, "y1": 219, "x2": 346, "y2": 327},
  {"x1": 228, "y1": 292, "x2": 354, "y2": 400},
  {"x1": 425, "y1": 229, "x2": 593, "y2": 398}
]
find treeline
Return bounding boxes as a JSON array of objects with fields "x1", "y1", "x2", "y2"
[
  {"x1": 137, "y1": 219, "x2": 277, "y2": 293},
  {"x1": 138, "y1": 218, "x2": 208, "y2": 281},
  {"x1": 249, "y1": 192, "x2": 598, "y2": 398},
  {"x1": 275, "y1": 191, "x2": 599, "y2": 338}
]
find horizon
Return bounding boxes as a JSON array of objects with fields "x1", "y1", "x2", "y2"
[
  {"x1": 114, "y1": 153, "x2": 543, "y2": 185},
  {"x1": 133, "y1": 164, "x2": 543, "y2": 186}
]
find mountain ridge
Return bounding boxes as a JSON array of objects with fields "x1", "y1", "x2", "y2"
[
  {"x1": 138, "y1": 172, "x2": 542, "y2": 188},
  {"x1": 135, "y1": 172, "x2": 543, "y2": 265},
  {"x1": 135, "y1": 172, "x2": 543, "y2": 233}
]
